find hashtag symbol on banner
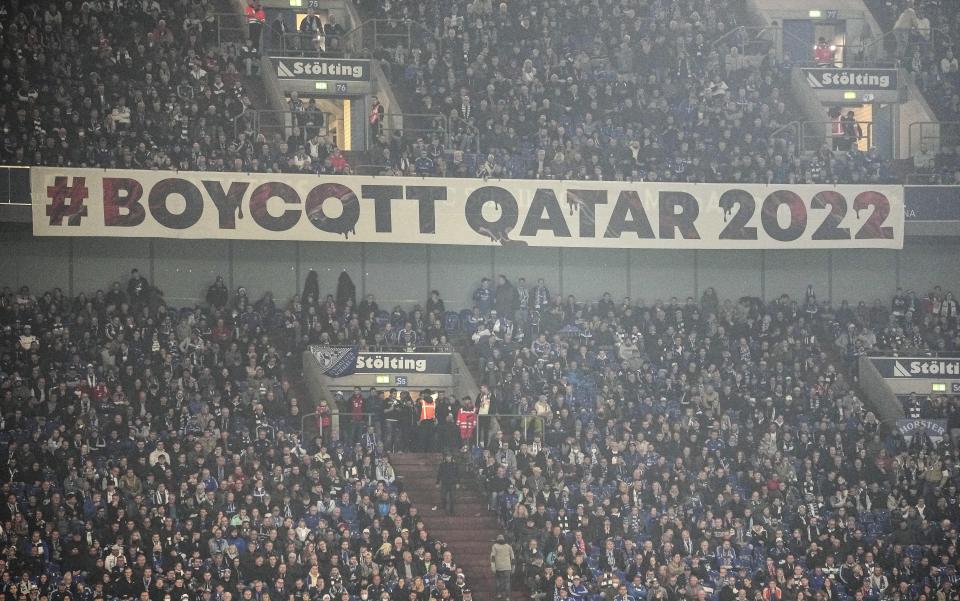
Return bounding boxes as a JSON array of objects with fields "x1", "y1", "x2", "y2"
[{"x1": 45, "y1": 176, "x2": 89, "y2": 226}]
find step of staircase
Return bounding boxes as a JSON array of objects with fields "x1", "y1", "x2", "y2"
[{"x1": 391, "y1": 453, "x2": 527, "y2": 600}]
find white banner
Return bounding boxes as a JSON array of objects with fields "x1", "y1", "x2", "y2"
[{"x1": 31, "y1": 168, "x2": 905, "y2": 249}]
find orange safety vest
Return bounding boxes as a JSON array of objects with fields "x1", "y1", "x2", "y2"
[{"x1": 419, "y1": 400, "x2": 436, "y2": 422}]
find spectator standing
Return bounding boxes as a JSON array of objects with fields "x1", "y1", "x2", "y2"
[
  {"x1": 348, "y1": 386, "x2": 365, "y2": 445},
  {"x1": 206, "y1": 275, "x2": 229, "y2": 308},
  {"x1": 426, "y1": 289, "x2": 446, "y2": 317},
  {"x1": 475, "y1": 384, "x2": 494, "y2": 447},
  {"x1": 893, "y1": 7, "x2": 918, "y2": 58},
  {"x1": 841, "y1": 111, "x2": 863, "y2": 151},
  {"x1": 299, "y1": 8, "x2": 323, "y2": 50},
  {"x1": 456, "y1": 397, "x2": 478, "y2": 447},
  {"x1": 814, "y1": 37, "x2": 837, "y2": 67},
  {"x1": 369, "y1": 96, "x2": 385, "y2": 140},
  {"x1": 490, "y1": 534, "x2": 515, "y2": 600},
  {"x1": 244, "y1": 0, "x2": 266, "y2": 51},
  {"x1": 473, "y1": 278, "x2": 493, "y2": 315},
  {"x1": 495, "y1": 275, "x2": 517, "y2": 321},
  {"x1": 383, "y1": 388, "x2": 401, "y2": 452},
  {"x1": 323, "y1": 15, "x2": 344, "y2": 54},
  {"x1": 435, "y1": 454, "x2": 460, "y2": 515}
]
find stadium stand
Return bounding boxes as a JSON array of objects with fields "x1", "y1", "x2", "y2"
[
  {"x1": 0, "y1": 275, "x2": 474, "y2": 601},
  {"x1": 2, "y1": 0, "x2": 960, "y2": 599},
  {"x1": 2, "y1": 0, "x2": 959, "y2": 183},
  {"x1": 0, "y1": 0, "x2": 274, "y2": 172},
  {"x1": 2, "y1": 271, "x2": 958, "y2": 600}
]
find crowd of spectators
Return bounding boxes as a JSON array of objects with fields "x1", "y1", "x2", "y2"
[
  {"x1": 0, "y1": 0, "x2": 270, "y2": 173},
  {"x1": 0, "y1": 271, "x2": 480, "y2": 601},
  {"x1": 2, "y1": 0, "x2": 960, "y2": 183},
  {"x1": 450, "y1": 275, "x2": 960, "y2": 600},
  {"x1": 353, "y1": 0, "x2": 911, "y2": 184},
  {"x1": 834, "y1": 286, "x2": 960, "y2": 359},
  {"x1": 866, "y1": 0, "x2": 960, "y2": 122},
  {"x1": 2, "y1": 262, "x2": 960, "y2": 601},
  {"x1": 861, "y1": 0, "x2": 960, "y2": 184}
]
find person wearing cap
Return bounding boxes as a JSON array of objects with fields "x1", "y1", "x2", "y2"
[{"x1": 490, "y1": 534, "x2": 514, "y2": 600}]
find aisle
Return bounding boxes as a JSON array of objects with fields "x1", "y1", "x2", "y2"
[{"x1": 390, "y1": 453, "x2": 526, "y2": 600}]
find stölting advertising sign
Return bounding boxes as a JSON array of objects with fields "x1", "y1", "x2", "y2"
[
  {"x1": 872, "y1": 357, "x2": 960, "y2": 379},
  {"x1": 802, "y1": 67, "x2": 898, "y2": 91},
  {"x1": 31, "y1": 168, "x2": 905, "y2": 249}
]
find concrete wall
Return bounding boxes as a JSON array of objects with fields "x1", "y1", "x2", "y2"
[
  {"x1": 2, "y1": 225, "x2": 959, "y2": 309},
  {"x1": 858, "y1": 356, "x2": 904, "y2": 423}
]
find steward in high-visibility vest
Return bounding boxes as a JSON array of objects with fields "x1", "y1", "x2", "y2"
[
  {"x1": 417, "y1": 390, "x2": 438, "y2": 452},
  {"x1": 419, "y1": 398, "x2": 437, "y2": 422}
]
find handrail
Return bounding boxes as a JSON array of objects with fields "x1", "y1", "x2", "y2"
[
  {"x1": 310, "y1": 409, "x2": 547, "y2": 449},
  {"x1": 793, "y1": 59, "x2": 900, "y2": 69},
  {"x1": 380, "y1": 112, "x2": 448, "y2": 146},
  {"x1": 860, "y1": 28, "x2": 899, "y2": 62},
  {"x1": 353, "y1": 164, "x2": 393, "y2": 175},
  {"x1": 711, "y1": 25, "x2": 780, "y2": 56},
  {"x1": 800, "y1": 120, "x2": 874, "y2": 153},
  {"x1": 213, "y1": 12, "x2": 247, "y2": 47},
  {"x1": 908, "y1": 121, "x2": 960, "y2": 155},
  {"x1": 340, "y1": 19, "x2": 437, "y2": 57},
  {"x1": 769, "y1": 121, "x2": 801, "y2": 157},
  {"x1": 905, "y1": 172, "x2": 942, "y2": 185},
  {"x1": 256, "y1": 19, "x2": 350, "y2": 58},
  {"x1": 478, "y1": 415, "x2": 547, "y2": 447},
  {"x1": 238, "y1": 108, "x2": 341, "y2": 148},
  {"x1": 867, "y1": 350, "x2": 960, "y2": 358}
]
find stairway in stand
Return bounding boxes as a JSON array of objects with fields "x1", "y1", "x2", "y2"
[{"x1": 390, "y1": 453, "x2": 526, "y2": 600}]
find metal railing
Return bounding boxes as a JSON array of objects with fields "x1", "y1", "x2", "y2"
[
  {"x1": 380, "y1": 112, "x2": 448, "y2": 146},
  {"x1": 236, "y1": 108, "x2": 340, "y2": 148},
  {"x1": 904, "y1": 172, "x2": 941, "y2": 185},
  {"x1": 769, "y1": 121, "x2": 801, "y2": 157},
  {"x1": 800, "y1": 120, "x2": 874, "y2": 154},
  {"x1": 908, "y1": 121, "x2": 960, "y2": 156},
  {"x1": 340, "y1": 19, "x2": 436, "y2": 59},
  {"x1": 302, "y1": 408, "x2": 547, "y2": 448},
  {"x1": 353, "y1": 164, "x2": 393, "y2": 175},
  {"x1": 213, "y1": 12, "x2": 247, "y2": 47},
  {"x1": 0, "y1": 166, "x2": 30, "y2": 204},
  {"x1": 869, "y1": 24, "x2": 955, "y2": 63},
  {"x1": 711, "y1": 25, "x2": 781, "y2": 57},
  {"x1": 477, "y1": 414, "x2": 547, "y2": 448},
  {"x1": 264, "y1": 27, "x2": 348, "y2": 58}
]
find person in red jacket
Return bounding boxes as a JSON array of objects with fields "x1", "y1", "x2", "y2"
[
  {"x1": 814, "y1": 37, "x2": 836, "y2": 67},
  {"x1": 244, "y1": 0, "x2": 266, "y2": 51},
  {"x1": 455, "y1": 397, "x2": 477, "y2": 446},
  {"x1": 329, "y1": 147, "x2": 351, "y2": 173}
]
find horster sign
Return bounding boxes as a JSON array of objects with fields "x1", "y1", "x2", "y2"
[
  {"x1": 31, "y1": 168, "x2": 905, "y2": 249},
  {"x1": 802, "y1": 67, "x2": 898, "y2": 91}
]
